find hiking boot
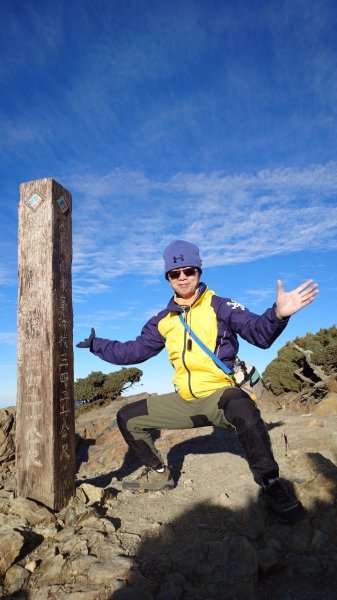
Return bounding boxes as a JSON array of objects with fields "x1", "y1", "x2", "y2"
[
  {"x1": 262, "y1": 479, "x2": 305, "y2": 524},
  {"x1": 122, "y1": 466, "x2": 174, "y2": 492}
]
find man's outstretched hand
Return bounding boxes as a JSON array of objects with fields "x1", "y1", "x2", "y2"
[
  {"x1": 275, "y1": 279, "x2": 319, "y2": 319},
  {"x1": 76, "y1": 328, "x2": 96, "y2": 348}
]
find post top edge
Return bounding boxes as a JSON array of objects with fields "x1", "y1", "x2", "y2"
[{"x1": 19, "y1": 177, "x2": 71, "y2": 188}]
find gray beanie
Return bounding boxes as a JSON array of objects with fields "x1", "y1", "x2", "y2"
[{"x1": 163, "y1": 240, "x2": 202, "y2": 278}]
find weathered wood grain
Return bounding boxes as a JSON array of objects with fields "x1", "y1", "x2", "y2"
[{"x1": 16, "y1": 178, "x2": 75, "y2": 510}]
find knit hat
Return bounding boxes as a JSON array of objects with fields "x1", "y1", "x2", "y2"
[{"x1": 163, "y1": 240, "x2": 202, "y2": 278}]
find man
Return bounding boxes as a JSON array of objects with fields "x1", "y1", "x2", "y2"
[{"x1": 77, "y1": 240, "x2": 318, "y2": 523}]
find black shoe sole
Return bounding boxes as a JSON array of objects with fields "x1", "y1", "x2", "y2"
[
  {"x1": 122, "y1": 480, "x2": 175, "y2": 492},
  {"x1": 277, "y1": 504, "x2": 306, "y2": 524}
]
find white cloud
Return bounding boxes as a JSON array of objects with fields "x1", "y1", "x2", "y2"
[
  {"x1": 0, "y1": 333, "x2": 17, "y2": 345},
  {"x1": 75, "y1": 307, "x2": 138, "y2": 331},
  {"x1": 243, "y1": 288, "x2": 275, "y2": 305},
  {"x1": 69, "y1": 160, "x2": 337, "y2": 297},
  {"x1": 0, "y1": 266, "x2": 13, "y2": 286}
]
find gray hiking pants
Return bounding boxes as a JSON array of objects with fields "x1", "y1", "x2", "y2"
[{"x1": 117, "y1": 386, "x2": 279, "y2": 485}]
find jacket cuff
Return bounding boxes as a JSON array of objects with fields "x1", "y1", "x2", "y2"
[{"x1": 272, "y1": 303, "x2": 290, "y2": 323}]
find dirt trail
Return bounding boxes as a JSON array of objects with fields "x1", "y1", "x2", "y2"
[{"x1": 73, "y1": 395, "x2": 337, "y2": 599}]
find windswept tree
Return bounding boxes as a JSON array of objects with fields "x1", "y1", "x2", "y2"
[
  {"x1": 74, "y1": 367, "x2": 143, "y2": 406},
  {"x1": 263, "y1": 325, "x2": 337, "y2": 396}
]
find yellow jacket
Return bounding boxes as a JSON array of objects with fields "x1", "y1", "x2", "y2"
[
  {"x1": 92, "y1": 282, "x2": 289, "y2": 401},
  {"x1": 158, "y1": 287, "x2": 234, "y2": 400}
]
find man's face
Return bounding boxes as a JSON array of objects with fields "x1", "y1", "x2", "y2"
[{"x1": 167, "y1": 266, "x2": 200, "y2": 299}]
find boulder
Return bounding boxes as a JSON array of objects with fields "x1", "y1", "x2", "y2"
[
  {"x1": 9, "y1": 497, "x2": 56, "y2": 526},
  {"x1": 0, "y1": 528, "x2": 25, "y2": 575},
  {"x1": 0, "y1": 408, "x2": 16, "y2": 465},
  {"x1": 4, "y1": 564, "x2": 29, "y2": 595}
]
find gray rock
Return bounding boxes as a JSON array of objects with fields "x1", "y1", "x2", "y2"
[
  {"x1": 0, "y1": 408, "x2": 16, "y2": 464},
  {"x1": 87, "y1": 556, "x2": 134, "y2": 584},
  {"x1": 9, "y1": 497, "x2": 56, "y2": 526},
  {"x1": 0, "y1": 510, "x2": 28, "y2": 530},
  {"x1": 24, "y1": 560, "x2": 38, "y2": 573},
  {"x1": 0, "y1": 488, "x2": 14, "y2": 499},
  {"x1": 38, "y1": 554, "x2": 67, "y2": 585},
  {"x1": 257, "y1": 543, "x2": 286, "y2": 573},
  {"x1": 57, "y1": 536, "x2": 89, "y2": 557},
  {"x1": 0, "y1": 528, "x2": 25, "y2": 575},
  {"x1": 310, "y1": 528, "x2": 331, "y2": 551},
  {"x1": 111, "y1": 582, "x2": 153, "y2": 599},
  {"x1": 57, "y1": 590, "x2": 104, "y2": 600},
  {"x1": 157, "y1": 580, "x2": 183, "y2": 600},
  {"x1": 285, "y1": 519, "x2": 313, "y2": 552},
  {"x1": 4, "y1": 564, "x2": 29, "y2": 594},
  {"x1": 33, "y1": 585, "x2": 69, "y2": 600},
  {"x1": 66, "y1": 555, "x2": 98, "y2": 576},
  {"x1": 76, "y1": 482, "x2": 110, "y2": 506}
]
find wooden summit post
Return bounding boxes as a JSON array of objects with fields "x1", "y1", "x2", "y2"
[{"x1": 16, "y1": 178, "x2": 75, "y2": 510}]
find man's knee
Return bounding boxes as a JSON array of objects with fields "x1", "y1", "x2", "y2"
[
  {"x1": 117, "y1": 399, "x2": 149, "y2": 433},
  {"x1": 218, "y1": 387, "x2": 261, "y2": 430}
]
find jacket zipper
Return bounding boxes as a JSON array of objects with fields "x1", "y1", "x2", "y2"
[
  {"x1": 215, "y1": 334, "x2": 226, "y2": 357},
  {"x1": 181, "y1": 308, "x2": 198, "y2": 399}
]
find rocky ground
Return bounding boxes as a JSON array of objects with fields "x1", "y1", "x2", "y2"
[{"x1": 1, "y1": 391, "x2": 337, "y2": 599}]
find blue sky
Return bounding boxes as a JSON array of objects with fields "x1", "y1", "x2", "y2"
[{"x1": 1, "y1": 0, "x2": 337, "y2": 408}]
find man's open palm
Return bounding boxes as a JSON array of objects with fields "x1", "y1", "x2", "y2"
[{"x1": 275, "y1": 279, "x2": 319, "y2": 319}]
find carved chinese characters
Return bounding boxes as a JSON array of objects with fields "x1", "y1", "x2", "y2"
[{"x1": 17, "y1": 179, "x2": 75, "y2": 510}]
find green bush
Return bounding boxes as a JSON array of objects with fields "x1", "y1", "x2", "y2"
[
  {"x1": 263, "y1": 325, "x2": 337, "y2": 395},
  {"x1": 74, "y1": 367, "x2": 143, "y2": 406}
]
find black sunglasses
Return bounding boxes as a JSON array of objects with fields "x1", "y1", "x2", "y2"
[{"x1": 168, "y1": 267, "x2": 198, "y2": 280}]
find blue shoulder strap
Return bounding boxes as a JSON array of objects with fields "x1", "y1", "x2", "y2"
[{"x1": 178, "y1": 314, "x2": 232, "y2": 376}]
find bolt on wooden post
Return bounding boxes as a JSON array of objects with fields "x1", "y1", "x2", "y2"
[{"x1": 16, "y1": 178, "x2": 75, "y2": 510}]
